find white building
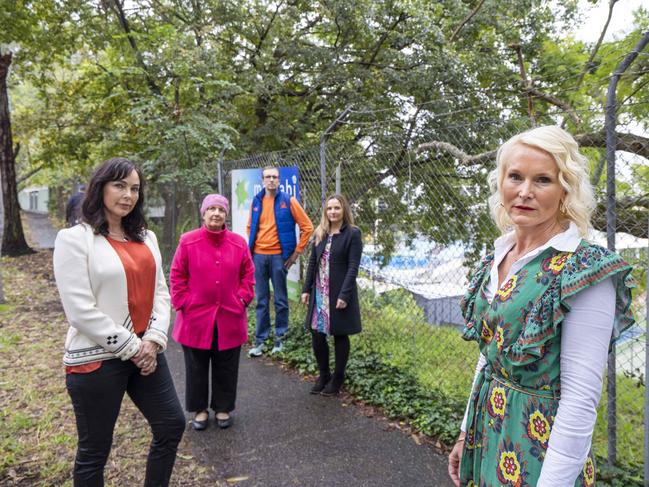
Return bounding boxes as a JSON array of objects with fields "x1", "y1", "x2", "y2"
[{"x1": 18, "y1": 186, "x2": 49, "y2": 214}]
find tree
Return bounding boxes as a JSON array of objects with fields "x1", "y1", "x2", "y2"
[{"x1": 0, "y1": 49, "x2": 31, "y2": 255}]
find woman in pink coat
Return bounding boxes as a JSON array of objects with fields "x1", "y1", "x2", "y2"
[{"x1": 170, "y1": 194, "x2": 255, "y2": 431}]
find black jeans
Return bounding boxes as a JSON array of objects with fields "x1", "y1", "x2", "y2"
[
  {"x1": 311, "y1": 330, "x2": 350, "y2": 380},
  {"x1": 182, "y1": 325, "x2": 241, "y2": 413},
  {"x1": 65, "y1": 354, "x2": 185, "y2": 487}
]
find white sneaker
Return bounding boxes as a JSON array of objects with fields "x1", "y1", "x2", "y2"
[
  {"x1": 270, "y1": 341, "x2": 284, "y2": 355},
  {"x1": 248, "y1": 344, "x2": 265, "y2": 357}
]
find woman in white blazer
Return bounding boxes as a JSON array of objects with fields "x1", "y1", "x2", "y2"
[{"x1": 53, "y1": 158, "x2": 185, "y2": 487}]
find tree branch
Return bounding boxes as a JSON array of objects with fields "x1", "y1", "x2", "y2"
[
  {"x1": 575, "y1": 0, "x2": 619, "y2": 92},
  {"x1": 17, "y1": 162, "x2": 46, "y2": 185},
  {"x1": 416, "y1": 141, "x2": 496, "y2": 166},
  {"x1": 364, "y1": 12, "x2": 408, "y2": 66},
  {"x1": 416, "y1": 131, "x2": 649, "y2": 167},
  {"x1": 525, "y1": 87, "x2": 581, "y2": 127},
  {"x1": 250, "y1": 1, "x2": 284, "y2": 68},
  {"x1": 108, "y1": 0, "x2": 162, "y2": 97},
  {"x1": 449, "y1": 0, "x2": 487, "y2": 42},
  {"x1": 575, "y1": 130, "x2": 649, "y2": 159},
  {"x1": 510, "y1": 43, "x2": 535, "y2": 125}
]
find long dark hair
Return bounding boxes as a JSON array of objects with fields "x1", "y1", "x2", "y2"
[{"x1": 82, "y1": 157, "x2": 147, "y2": 242}]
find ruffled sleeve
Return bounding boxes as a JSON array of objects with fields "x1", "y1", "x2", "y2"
[
  {"x1": 559, "y1": 243, "x2": 635, "y2": 343},
  {"x1": 461, "y1": 253, "x2": 494, "y2": 342},
  {"x1": 506, "y1": 243, "x2": 636, "y2": 365}
]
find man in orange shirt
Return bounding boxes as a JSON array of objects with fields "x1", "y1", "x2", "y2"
[{"x1": 247, "y1": 166, "x2": 313, "y2": 356}]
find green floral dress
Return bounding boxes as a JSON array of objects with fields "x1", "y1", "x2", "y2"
[{"x1": 459, "y1": 242, "x2": 635, "y2": 487}]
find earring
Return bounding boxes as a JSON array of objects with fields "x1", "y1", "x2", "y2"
[{"x1": 560, "y1": 200, "x2": 567, "y2": 214}]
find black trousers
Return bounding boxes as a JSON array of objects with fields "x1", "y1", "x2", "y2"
[
  {"x1": 182, "y1": 326, "x2": 241, "y2": 414},
  {"x1": 311, "y1": 330, "x2": 350, "y2": 379},
  {"x1": 65, "y1": 354, "x2": 185, "y2": 487}
]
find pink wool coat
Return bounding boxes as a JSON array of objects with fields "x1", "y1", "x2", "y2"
[{"x1": 170, "y1": 226, "x2": 255, "y2": 350}]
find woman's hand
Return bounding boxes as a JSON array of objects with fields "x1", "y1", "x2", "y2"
[
  {"x1": 132, "y1": 340, "x2": 159, "y2": 375},
  {"x1": 448, "y1": 433, "x2": 466, "y2": 487},
  {"x1": 335, "y1": 299, "x2": 347, "y2": 309},
  {"x1": 300, "y1": 293, "x2": 310, "y2": 304}
]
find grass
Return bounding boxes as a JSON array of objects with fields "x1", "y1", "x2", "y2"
[{"x1": 0, "y1": 251, "x2": 221, "y2": 486}]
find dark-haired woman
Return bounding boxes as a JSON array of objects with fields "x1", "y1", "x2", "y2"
[
  {"x1": 301, "y1": 194, "x2": 363, "y2": 395},
  {"x1": 53, "y1": 157, "x2": 185, "y2": 487}
]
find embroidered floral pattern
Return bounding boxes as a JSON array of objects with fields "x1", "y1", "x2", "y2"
[
  {"x1": 488, "y1": 386, "x2": 507, "y2": 419},
  {"x1": 496, "y1": 275, "x2": 518, "y2": 302},
  {"x1": 542, "y1": 252, "x2": 572, "y2": 275},
  {"x1": 497, "y1": 450, "x2": 522, "y2": 485},
  {"x1": 495, "y1": 325, "x2": 504, "y2": 350},
  {"x1": 582, "y1": 457, "x2": 595, "y2": 487},
  {"x1": 527, "y1": 410, "x2": 550, "y2": 446},
  {"x1": 481, "y1": 319, "x2": 494, "y2": 343}
]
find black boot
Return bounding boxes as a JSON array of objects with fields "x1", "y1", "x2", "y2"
[
  {"x1": 310, "y1": 372, "x2": 331, "y2": 394},
  {"x1": 321, "y1": 373, "x2": 343, "y2": 396}
]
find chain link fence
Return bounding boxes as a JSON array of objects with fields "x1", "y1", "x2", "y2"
[
  {"x1": 195, "y1": 111, "x2": 645, "y2": 475},
  {"x1": 137, "y1": 95, "x2": 648, "y2": 476}
]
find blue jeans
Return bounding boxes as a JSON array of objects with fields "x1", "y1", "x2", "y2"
[{"x1": 253, "y1": 253, "x2": 289, "y2": 345}]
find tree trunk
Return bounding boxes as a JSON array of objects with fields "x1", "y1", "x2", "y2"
[
  {"x1": 161, "y1": 182, "x2": 177, "y2": 264},
  {"x1": 0, "y1": 51, "x2": 32, "y2": 256},
  {"x1": 0, "y1": 173, "x2": 4, "y2": 303}
]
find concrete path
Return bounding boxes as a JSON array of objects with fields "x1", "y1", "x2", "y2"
[
  {"x1": 24, "y1": 211, "x2": 59, "y2": 249},
  {"x1": 167, "y1": 339, "x2": 453, "y2": 487},
  {"x1": 26, "y1": 213, "x2": 453, "y2": 487}
]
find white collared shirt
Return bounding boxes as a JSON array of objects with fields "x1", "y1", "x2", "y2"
[{"x1": 460, "y1": 223, "x2": 615, "y2": 486}]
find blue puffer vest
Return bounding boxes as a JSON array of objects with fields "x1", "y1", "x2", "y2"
[{"x1": 248, "y1": 189, "x2": 297, "y2": 260}]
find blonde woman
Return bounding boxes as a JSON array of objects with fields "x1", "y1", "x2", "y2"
[
  {"x1": 448, "y1": 126, "x2": 635, "y2": 486},
  {"x1": 301, "y1": 194, "x2": 363, "y2": 395}
]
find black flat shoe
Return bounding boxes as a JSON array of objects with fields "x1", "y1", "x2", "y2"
[
  {"x1": 321, "y1": 376, "x2": 343, "y2": 396},
  {"x1": 310, "y1": 374, "x2": 331, "y2": 394},
  {"x1": 216, "y1": 414, "x2": 233, "y2": 429},
  {"x1": 192, "y1": 412, "x2": 209, "y2": 431}
]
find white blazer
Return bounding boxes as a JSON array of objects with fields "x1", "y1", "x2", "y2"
[{"x1": 53, "y1": 223, "x2": 170, "y2": 366}]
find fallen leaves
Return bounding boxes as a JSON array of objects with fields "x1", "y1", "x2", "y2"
[{"x1": 0, "y1": 251, "x2": 223, "y2": 486}]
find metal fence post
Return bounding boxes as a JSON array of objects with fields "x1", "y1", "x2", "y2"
[
  {"x1": 319, "y1": 139, "x2": 326, "y2": 204},
  {"x1": 604, "y1": 28, "x2": 649, "y2": 468},
  {"x1": 645, "y1": 213, "x2": 649, "y2": 485},
  {"x1": 216, "y1": 149, "x2": 225, "y2": 195},
  {"x1": 335, "y1": 163, "x2": 341, "y2": 195},
  {"x1": 320, "y1": 107, "x2": 352, "y2": 204}
]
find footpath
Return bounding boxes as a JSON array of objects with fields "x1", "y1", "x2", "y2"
[{"x1": 27, "y1": 212, "x2": 452, "y2": 487}]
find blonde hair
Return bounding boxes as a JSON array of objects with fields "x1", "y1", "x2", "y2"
[
  {"x1": 314, "y1": 194, "x2": 355, "y2": 244},
  {"x1": 487, "y1": 125, "x2": 595, "y2": 238}
]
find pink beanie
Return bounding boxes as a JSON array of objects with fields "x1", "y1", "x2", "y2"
[{"x1": 200, "y1": 194, "x2": 229, "y2": 215}]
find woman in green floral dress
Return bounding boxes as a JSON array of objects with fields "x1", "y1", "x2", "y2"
[{"x1": 447, "y1": 126, "x2": 635, "y2": 487}]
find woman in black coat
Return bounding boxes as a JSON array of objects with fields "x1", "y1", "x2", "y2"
[{"x1": 301, "y1": 194, "x2": 362, "y2": 396}]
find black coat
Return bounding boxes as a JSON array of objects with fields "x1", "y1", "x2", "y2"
[{"x1": 302, "y1": 225, "x2": 363, "y2": 335}]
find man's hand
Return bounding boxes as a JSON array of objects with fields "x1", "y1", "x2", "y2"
[
  {"x1": 300, "y1": 293, "x2": 310, "y2": 304},
  {"x1": 335, "y1": 299, "x2": 347, "y2": 309},
  {"x1": 284, "y1": 251, "x2": 300, "y2": 269}
]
